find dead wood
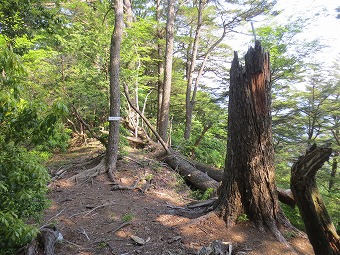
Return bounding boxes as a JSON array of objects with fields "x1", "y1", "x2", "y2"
[
  {"x1": 165, "y1": 154, "x2": 219, "y2": 191},
  {"x1": 71, "y1": 104, "x2": 108, "y2": 147},
  {"x1": 192, "y1": 161, "x2": 297, "y2": 208},
  {"x1": 109, "y1": 222, "x2": 131, "y2": 233},
  {"x1": 125, "y1": 136, "x2": 149, "y2": 148},
  {"x1": 187, "y1": 198, "x2": 217, "y2": 209},
  {"x1": 291, "y1": 144, "x2": 340, "y2": 254},
  {"x1": 22, "y1": 226, "x2": 62, "y2": 255},
  {"x1": 67, "y1": 157, "x2": 106, "y2": 183},
  {"x1": 191, "y1": 160, "x2": 223, "y2": 182},
  {"x1": 123, "y1": 82, "x2": 171, "y2": 154},
  {"x1": 276, "y1": 187, "x2": 296, "y2": 208}
]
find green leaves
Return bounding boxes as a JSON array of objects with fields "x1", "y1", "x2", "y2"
[{"x1": 0, "y1": 143, "x2": 49, "y2": 252}]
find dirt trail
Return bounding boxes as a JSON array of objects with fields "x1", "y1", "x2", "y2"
[{"x1": 43, "y1": 142, "x2": 314, "y2": 255}]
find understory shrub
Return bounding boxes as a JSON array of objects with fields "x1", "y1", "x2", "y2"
[{"x1": 0, "y1": 142, "x2": 50, "y2": 254}]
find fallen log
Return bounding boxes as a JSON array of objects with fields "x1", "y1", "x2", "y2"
[
  {"x1": 191, "y1": 160, "x2": 223, "y2": 182},
  {"x1": 123, "y1": 82, "x2": 297, "y2": 206},
  {"x1": 276, "y1": 187, "x2": 296, "y2": 208},
  {"x1": 192, "y1": 160, "x2": 296, "y2": 207},
  {"x1": 165, "y1": 155, "x2": 219, "y2": 191}
]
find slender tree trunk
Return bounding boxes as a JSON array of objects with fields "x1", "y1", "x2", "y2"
[
  {"x1": 329, "y1": 152, "x2": 338, "y2": 191},
  {"x1": 214, "y1": 41, "x2": 289, "y2": 242},
  {"x1": 190, "y1": 124, "x2": 212, "y2": 157},
  {"x1": 106, "y1": 0, "x2": 124, "y2": 181},
  {"x1": 156, "y1": 0, "x2": 164, "y2": 134},
  {"x1": 123, "y1": 0, "x2": 134, "y2": 25},
  {"x1": 184, "y1": 0, "x2": 204, "y2": 140},
  {"x1": 291, "y1": 144, "x2": 340, "y2": 255},
  {"x1": 330, "y1": 127, "x2": 339, "y2": 191},
  {"x1": 184, "y1": 11, "x2": 229, "y2": 140},
  {"x1": 158, "y1": 0, "x2": 175, "y2": 142}
]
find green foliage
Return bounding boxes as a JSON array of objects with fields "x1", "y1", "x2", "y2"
[
  {"x1": 0, "y1": 142, "x2": 50, "y2": 253},
  {"x1": 0, "y1": 0, "x2": 54, "y2": 39},
  {"x1": 0, "y1": 39, "x2": 65, "y2": 253},
  {"x1": 190, "y1": 188, "x2": 214, "y2": 201},
  {"x1": 280, "y1": 204, "x2": 305, "y2": 231},
  {"x1": 237, "y1": 214, "x2": 249, "y2": 223},
  {"x1": 122, "y1": 213, "x2": 134, "y2": 222}
]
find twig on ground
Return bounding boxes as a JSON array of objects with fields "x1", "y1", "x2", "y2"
[
  {"x1": 109, "y1": 222, "x2": 131, "y2": 233},
  {"x1": 42, "y1": 209, "x2": 65, "y2": 227},
  {"x1": 69, "y1": 202, "x2": 116, "y2": 218},
  {"x1": 79, "y1": 227, "x2": 91, "y2": 240}
]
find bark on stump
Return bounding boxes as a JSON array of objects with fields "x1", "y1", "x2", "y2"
[
  {"x1": 291, "y1": 144, "x2": 340, "y2": 255},
  {"x1": 214, "y1": 41, "x2": 290, "y2": 242}
]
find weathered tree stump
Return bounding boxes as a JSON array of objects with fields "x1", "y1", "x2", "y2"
[
  {"x1": 214, "y1": 41, "x2": 292, "y2": 242},
  {"x1": 291, "y1": 144, "x2": 340, "y2": 255},
  {"x1": 23, "y1": 226, "x2": 62, "y2": 255}
]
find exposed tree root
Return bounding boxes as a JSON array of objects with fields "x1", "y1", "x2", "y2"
[{"x1": 67, "y1": 157, "x2": 107, "y2": 183}]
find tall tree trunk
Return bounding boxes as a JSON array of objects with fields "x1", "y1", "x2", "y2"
[
  {"x1": 158, "y1": 0, "x2": 175, "y2": 142},
  {"x1": 184, "y1": 14, "x2": 229, "y2": 140},
  {"x1": 291, "y1": 144, "x2": 340, "y2": 255},
  {"x1": 106, "y1": 0, "x2": 124, "y2": 181},
  {"x1": 214, "y1": 41, "x2": 289, "y2": 242},
  {"x1": 184, "y1": 0, "x2": 204, "y2": 140},
  {"x1": 156, "y1": 0, "x2": 164, "y2": 134}
]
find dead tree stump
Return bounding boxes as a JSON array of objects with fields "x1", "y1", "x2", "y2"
[
  {"x1": 214, "y1": 41, "x2": 291, "y2": 242},
  {"x1": 291, "y1": 144, "x2": 340, "y2": 255}
]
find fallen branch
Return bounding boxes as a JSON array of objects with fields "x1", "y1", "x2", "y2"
[
  {"x1": 79, "y1": 227, "x2": 90, "y2": 240},
  {"x1": 71, "y1": 104, "x2": 108, "y2": 147},
  {"x1": 123, "y1": 82, "x2": 171, "y2": 154}
]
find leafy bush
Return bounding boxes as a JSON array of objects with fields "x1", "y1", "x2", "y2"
[
  {"x1": 0, "y1": 43, "x2": 63, "y2": 254},
  {"x1": 0, "y1": 142, "x2": 50, "y2": 253}
]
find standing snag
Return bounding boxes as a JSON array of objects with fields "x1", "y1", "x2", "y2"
[
  {"x1": 291, "y1": 144, "x2": 340, "y2": 255},
  {"x1": 214, "y1": 41, "x2": 291, "y2": 242}
]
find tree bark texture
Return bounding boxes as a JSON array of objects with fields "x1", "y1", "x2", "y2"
[
  {"x1": 214, "y1": 41, "x2": 287, "y2": 241},
  {"x1": 290, "y1": 144, "x2": 340, "y2": 255},
  {"x1": 158, "y1": 0, "x2": 175, "y2": 142},
  {"x1": 106, "y1": 0, "x2": 124, "y2": 181}
]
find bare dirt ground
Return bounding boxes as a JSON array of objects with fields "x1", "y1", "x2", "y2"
[{"x1": 43, "y1": 141, "x2": 314, "y2": 255}]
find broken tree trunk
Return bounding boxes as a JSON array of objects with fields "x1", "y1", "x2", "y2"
[
  {"x1": 291, "y1": 144, "x2": 340, "y2": 255},
  {"x1": 214, "y1": 41, "x2": 292, "y2": 243},
  {"x1": 23, "y1": 227, "x2": 62, "y2": 255}
]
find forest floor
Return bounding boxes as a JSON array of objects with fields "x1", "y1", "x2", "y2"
[{"x1": 43, "y1": 141, "x2": 314, "y2": 255}]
